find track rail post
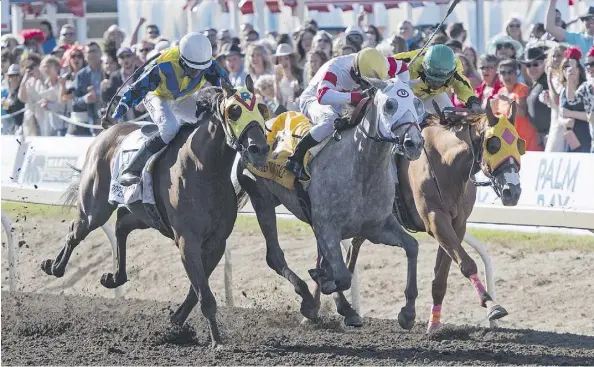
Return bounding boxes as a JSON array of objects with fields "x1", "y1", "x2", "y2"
[{"x1": 1, "y1": 211, "x2": 17, "y2": 291}]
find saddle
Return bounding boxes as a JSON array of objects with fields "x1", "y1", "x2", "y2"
[
  {"x1": 108, "y1": 123, "x2": 172, "y2": 236},
  {"x1": 246, "y1": 112, "x2": 329, "y2": 190},
  {"x1": 331, "y1": 94, "x2": 373, "y2": 140}
]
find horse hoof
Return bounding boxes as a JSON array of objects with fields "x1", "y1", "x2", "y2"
[
  {"x1": 170, "y1": 314, "x2": 185, "y2": 327},
  {"x1": 52, "y1": 266, "x2": 65, "y2": 278},
  {"x1": 344, "y1": 314, "x2": 363, "y2": 327},
  {"x1": 300, "y1": 316, "x2": 319, "y2": 325},
  {"x1": 41, "y1": 259, "x2": 54, "y2": 276},
  {"x1": 320, "y1": 280, "x2": 337, "y2": 295},
  {"x1": 488, "y1": 304, "x2": 508, "y2": 321},
  {"x1": 398, "y1": 310, "x2": 416, "y2": 330},
  {"x1": 100, "y1": 273, "x2": 124, "y2": 289},
  {"x1": 426, "y1": 321, "x2": 441, "y2": 334},
  {"x1": 300, "y1": 302, "x2": 319, "y2": 320},
  {"x1": 211, "y1": 341, "x2": 223, "y2": 350}
]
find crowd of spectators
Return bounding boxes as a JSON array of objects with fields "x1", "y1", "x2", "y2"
[{"x1": 2, "y1": 0, "x2": 593, "y2": 153}]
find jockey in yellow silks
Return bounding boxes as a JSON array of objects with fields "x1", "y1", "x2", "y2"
[
  {"x1": 392, "y1": 45, "x2": 482, "y2": 118},
  {"x1": 110, "y1": 32, "x2": 228, "y2": 186}
]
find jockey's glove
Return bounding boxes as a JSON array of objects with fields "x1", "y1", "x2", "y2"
[{"x1": 466, "y1": 96, "x2": 483, "y2": 114}]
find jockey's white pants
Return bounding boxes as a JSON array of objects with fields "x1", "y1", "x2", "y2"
[
  {"x1": 421, "y1": 92, "x2": 453, "y2": 114},
  {"x1": 299, "y1": 96, "x2": 341, "y2": 143},
  {"x1": 143, "y1": 92, "x2": 199, "y2": 144}
]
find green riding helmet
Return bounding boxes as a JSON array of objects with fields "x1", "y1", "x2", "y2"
[{"x1": 421, "y1": 44, "x2": 456, "y2": 87}]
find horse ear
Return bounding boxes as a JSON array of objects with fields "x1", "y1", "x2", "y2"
[
  {"x1": 485, "y1": 101, "x2": 498, "y2": 127},
  {"x1": 221, "y1": 78, "x2": 236, "y2": 98},
  {"x1": 432, "y1": 100, "x2": 446, "y2": 125},
  {"x1": 245, "y1": 74, "x2": 255, "y2": 94},
  {"x1": 363, "y1": 76, "x2": 388, "y2": 91},
  {"x1": 508, "y1": 100, "x2": 517, "y2": 125}
]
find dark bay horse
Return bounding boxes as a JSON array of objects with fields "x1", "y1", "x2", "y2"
[
  {"x1": 328, "y1": 102, "x2": 524, "y2": 331},
  {"x1": 41, "y1": 77, "x2": 270, "y2": 347}
]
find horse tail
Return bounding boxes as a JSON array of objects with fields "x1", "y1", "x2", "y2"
[{"x1": 60, "y1": 163, "x2": 81, "y2": 212}]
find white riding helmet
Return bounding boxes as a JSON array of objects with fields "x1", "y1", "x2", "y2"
[{"x1": 179, "y1": 32, "x2": 213, "y2": 70}]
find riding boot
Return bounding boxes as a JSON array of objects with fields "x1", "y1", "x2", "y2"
[
  {"x1": 285, "y1": 132, "x2": 318, "y2": 180},
  {"x1": 119, "y1": 134, "x2": 166, "y2": 186}
]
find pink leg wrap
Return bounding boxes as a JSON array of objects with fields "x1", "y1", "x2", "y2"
[
  {"x1": 427, "y1": 304, "x2": 442, "y2": 333},
  {"x1": 470, "y1": 273, "x2": 487, "y2": 305}
]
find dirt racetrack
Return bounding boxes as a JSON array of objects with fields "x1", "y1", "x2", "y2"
[
  {"x1": 2, "y1": 203, "x2": 594, "y2": 365},
  {"x1": 3, "y1": 291, "x2": 594, "y2": 365}
]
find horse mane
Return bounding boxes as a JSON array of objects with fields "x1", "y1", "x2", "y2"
[
  {"x1": 339, "y1": 104, "x2": 356, "y2": 120},
  {"x1": 423, "y1": 113, "x2": 488, "y2": 133},
  {"x1": 195, "y1": 86, "x2": 226, "y2": 123}
]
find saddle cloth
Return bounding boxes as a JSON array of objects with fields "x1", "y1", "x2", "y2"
[
  {"x1": 108, "y1": 124, "x2": 165, "y2": 206},
  {"x1": 246, "y1": 111, "x2": 329, "y2": 190}
]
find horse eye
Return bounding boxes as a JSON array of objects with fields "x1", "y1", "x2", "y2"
[
  {"x1": 258, "y1": 103, "x2": 270, "y2": 120},
  {"x1": 486, "y1": 136, "x2": 501, "y2": 155},
  {"x1": 384, "y1": 99, "x2": 397, "y2": 114},
  {"x1": 228, "y1": 105, "x2": 242, "y2": 121}
]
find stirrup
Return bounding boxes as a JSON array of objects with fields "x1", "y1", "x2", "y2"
[
  {"x1": 119, "y1": 171, "x2": 141, "y2": 186},
  {"x1": 286, "y1": 159, "x2": 309, "y2": 181}
]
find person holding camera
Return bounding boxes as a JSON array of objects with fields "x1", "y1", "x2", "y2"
[{"x1": 17, "y1": 53, "x2": 44, "y2": 136}]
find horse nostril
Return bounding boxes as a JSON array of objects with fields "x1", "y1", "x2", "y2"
[
  {"x1": 502, "y1": 188, "x2": 512, "y2": 201},
  {"x1": 247, "y1": 144, "x2": 260, "y2": 154},
  {"x1": 404, "y1": 139, "x2": 415, "y2": 149},
  {"x1": 248, "y1": 144, "x2": 269, "y2": 155}
]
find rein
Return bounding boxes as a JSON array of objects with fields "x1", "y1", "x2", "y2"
[
  {"x1": 467, "y1": 124, "x2": 499, "y2": 193},
  {"x1": 342, "y1": 92, "x2": 421, "y2": 151}
]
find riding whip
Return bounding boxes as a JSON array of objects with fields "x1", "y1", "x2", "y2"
[
  {"x1": 409, "y1": 0, "x2": 462, "y2": 65},
  {"x1": 103, "y1": 52, "x2": 162, "y2": 128}
]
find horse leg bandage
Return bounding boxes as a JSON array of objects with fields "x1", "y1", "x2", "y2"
[
  {"x1": 469, "y1": 273, "x2": 490, "y2": 307},
  {"x1": 427, "y1": 304, "x2": 441, "y2": 332}
]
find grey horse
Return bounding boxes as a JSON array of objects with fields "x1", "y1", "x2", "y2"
[{"x1": 235, "y1": 76, "x2": 425, "y2": 329}]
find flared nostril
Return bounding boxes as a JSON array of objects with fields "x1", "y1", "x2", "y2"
[{"x1": 404, "y1": 139, "x2": 415, "y2": 149}]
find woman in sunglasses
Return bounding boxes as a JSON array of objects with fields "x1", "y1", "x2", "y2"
[
  {"x1": 489, "y1": 35, "x2": 524, "y2": 61},
  {"x1": 560, "y1": 47, "x2": 592, "y2": 153},
  {"x1": 523, "y1": 46, "x2": 551, "y2": 150},
  {"x1": 504, "y1": 17, "x2": 526, "y2": 48},
  {"x1": 543, "y1": 43, "x2": 567, "y2": 152}
]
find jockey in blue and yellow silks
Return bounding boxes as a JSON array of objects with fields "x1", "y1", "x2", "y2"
[{"x1": 110, "y1": 32, "x2": 228, "y2": 186}]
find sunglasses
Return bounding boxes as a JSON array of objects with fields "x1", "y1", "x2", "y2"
[
  {"x1": 508, "y1": 23, "x2": 521, "y2": 28},
  {"x1": 61, "y1": 32, "x2": 75, "y2": 37},
  {"x1": 118, "y1": 53, "x2": 133, "y2": 59},
  {"x1": 525, "y1": 62, "x2": 541, "y2": 68},
  {"x1": 496, "y1": 43, "x2": 515, "y2": 50},
  {"x1": 498, "y1": 70, "x2": 516, "y2": 76},
  {"x1": 585, "y1": 62, "x2": 594, "y2": 68},
  {"x1": 71, "y1": 53, "x2": 84, "y2": 59}
]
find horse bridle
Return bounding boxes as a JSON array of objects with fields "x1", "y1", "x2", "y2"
[
  {"x1": 353, "y1": 89, "x2": 421, "y2": 153},
  {"x1": 216, "y1": 95, "x2": 266, "y2": 152},
  {"x1": 466, "y1": 119, "x2": 507, "y2": 198}
]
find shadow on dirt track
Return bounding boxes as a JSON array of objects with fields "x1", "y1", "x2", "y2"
[{"x1": 2, "y1": 291, "x2": 593, "y2": 365}]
